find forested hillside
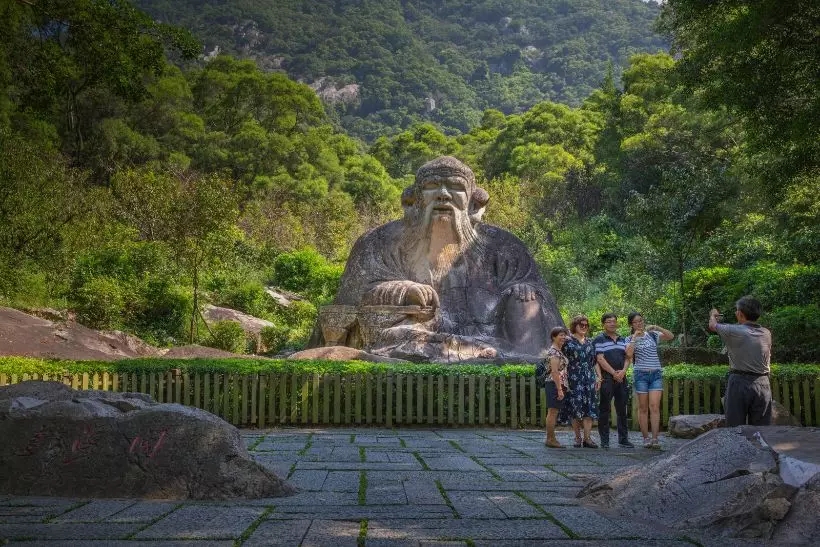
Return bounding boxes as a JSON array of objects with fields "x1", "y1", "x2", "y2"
[
  {"x1": 133, "y1": 0, "x2": 667, "y2": 140},
  {"x1": 1, "y1": 0, "x2": 817, "y2": 361}
]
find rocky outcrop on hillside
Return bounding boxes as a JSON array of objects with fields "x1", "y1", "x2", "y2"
[{"x1": 0, "y1": 307, "x2": 267, "y2": 361}]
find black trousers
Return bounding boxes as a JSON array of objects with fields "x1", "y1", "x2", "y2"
[
  {"x1": 598, "y1": 375, "x2": 629, "y2": 445},
  {"x1": 725, "y1": 373, "x2": 772, "y2": 427}
]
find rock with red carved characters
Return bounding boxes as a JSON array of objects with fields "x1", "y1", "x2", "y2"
[{"x1": 0, "y1": 381, "x2": 296, "y2": 500}]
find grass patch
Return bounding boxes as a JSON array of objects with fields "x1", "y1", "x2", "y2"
[
  {"x1": 543, "y1": 464, "x2": 570, "y2": 479},
  {"x1": 124, "y1": 503, "x2": 183, "y2": 539},
  {"x1": 448, "y1": 440, "x2": 464, "y2": 452},
  {"x1": 349, "y1": 434, "x2": 355, "y2": 443},
  {"x1": 247, "y1": 435, "x2": 266, "y2": 451},
  {"x1": 358, "y1": 519, "x2": 368, "y2": 546},
  {"x1": 297, "y1": 433, "x2": 314, "y2": 456},
  {"x1": 234, "y1": 506, "x2": 273, "y2": 546},
  {"x1": 469, "y1": 455, "x2": 501, "y2": 480},
  {"x1": 286, "y1": 462, "x2": 297, "y2": 479},
  {"x1": 434, "y1": 480, "x2": 459, "y2": 518},
  {"x1": 359, "y1": 446, "x2": 366, "y2": 462},
  {"x1": 679, "y1": 535, "x2": 705, "y2": 546},
  {"x1": 514, "y1": 491, "x2": 578, "y2": 539},
  {"x1": 399, "y1": 437, "x2": 406, "y2": 448},
  {"x1": 358, "y1": 471, "x2": 367, "y2": 505},
  {"x1": 411, "y1": 451, "x2": 430, "y2": 470},
  {"x1": 42, "y1": 500, "x2": 90, "y2": 523}
]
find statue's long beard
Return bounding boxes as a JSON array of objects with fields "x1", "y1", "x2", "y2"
[{"x1": 399, "y1": 205, "x2": 484, "y2": 285}]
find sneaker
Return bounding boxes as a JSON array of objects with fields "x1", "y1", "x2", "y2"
[
  {"x1": 618, "y1": 440, "x2": 635, "y2": 448},
  {"x1": 650, "y1": 438, "x2": 662, "y2": 450},
  {"x1": 582, "y1": 439, "x2": 599, "y2": 449},
  {"x1": 643, "y1": 437, "x2": 653, "y2": 448},
  {"x1": 600, "y1": 442, "x2": 610, "y2": 450}
]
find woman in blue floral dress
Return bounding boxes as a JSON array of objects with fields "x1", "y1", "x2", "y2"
[{"x1": 560, "y1": 315, "x2": 602, "y2": 448}]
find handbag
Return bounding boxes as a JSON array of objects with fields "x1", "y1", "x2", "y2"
[{"x1": 535, "y1": 360, "x2": 549, "y2": 388}]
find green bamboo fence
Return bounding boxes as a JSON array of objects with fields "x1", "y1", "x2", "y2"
[{"x1": 1, "y1": 371, "x2": 817, "y2": 428}]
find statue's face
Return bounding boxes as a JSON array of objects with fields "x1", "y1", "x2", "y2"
[{"x1": 419, "y1": 175, "x2": 470, "y2": 221}]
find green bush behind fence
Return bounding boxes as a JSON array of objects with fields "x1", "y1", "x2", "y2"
[{"x1": 1, "y1": 358, "x2": 818, "y2": 429}]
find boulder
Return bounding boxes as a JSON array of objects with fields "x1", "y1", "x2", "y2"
[
  {"x1": 288, "y1": 345, "x2": 411, "y2": 364},
  {"x1": 771, "y1": 473, "x2": 820, "y2": 544},
  {"x1": 202, "y1": 304, "x2": 274, "y2": 336},
  {"x1": 578, "y1": 427, "x2": 796, "y2": 540},
  {"x1": 0, "y1": 381, "x2": 295, "y2": 500},
  {"x1": 668, "y1": 413, "x2": 725, "y2": 438},
  {"x1": 772, "y1": 399, "x2": 801, "y2": 426},
  {"x1": 0, "y1": 306, "x2": 162, "y2": 361}
]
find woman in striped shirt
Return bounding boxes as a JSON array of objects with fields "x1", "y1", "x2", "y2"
[{"x1": 625, "y1": 312, "x2": 674, "y2": 449}]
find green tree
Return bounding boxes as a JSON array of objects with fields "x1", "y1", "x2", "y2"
[{"x1": 3, "y1": 0, "x2": 198, "y2": 164}]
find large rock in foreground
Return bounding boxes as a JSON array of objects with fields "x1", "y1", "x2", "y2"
[
  {"x1": 668, "y1": 413, "x2": 725, "y2": 438},
  {"x1": 578, "y1": 427, "x2": 810, "y2": 540},
  {"x1": 0, "y1": 382, "x2": 296, "y2": 500}
]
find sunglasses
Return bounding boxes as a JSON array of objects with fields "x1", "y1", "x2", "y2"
[{"x1": 578, "y1": 323, "x2": 589, "y2": 328}]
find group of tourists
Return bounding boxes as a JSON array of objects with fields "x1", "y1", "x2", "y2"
[{"x1": 538, "y1": 295, "x2": 773, "y2": 449}]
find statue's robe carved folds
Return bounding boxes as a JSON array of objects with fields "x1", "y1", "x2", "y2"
[{"x1": 312, "y1": 156, "x2": 563, "y2": 363}]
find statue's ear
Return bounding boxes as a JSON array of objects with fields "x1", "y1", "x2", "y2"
[
  {"x1": 469, "y1": 187, "x2": 489, "y2": 223},
  {"x1": 401, "y1": 186, "x2": 415, "y2": 208}
]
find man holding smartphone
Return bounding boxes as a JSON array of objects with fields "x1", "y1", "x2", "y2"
[{"x1": 709, "y1": 296, "x2": 773, "y2": 426}]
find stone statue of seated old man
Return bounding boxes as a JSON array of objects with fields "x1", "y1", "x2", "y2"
[{"x1": 311, "y1": 156, "x2": 564, "y2": 362}]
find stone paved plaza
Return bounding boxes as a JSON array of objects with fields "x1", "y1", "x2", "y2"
[{"x1": 0, "y1": 428, "x2": 713, "y2": 546}]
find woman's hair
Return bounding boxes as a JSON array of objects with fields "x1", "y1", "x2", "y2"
[
  {"x1": 627, "y1": 311, "x2": 642, "y2": 334},
  {"x1": 569, "y1": 315, "x2": 589, "y2": 334},
  {"x1": 550, "y1": 326, "x2": 569, "y2": 340}
]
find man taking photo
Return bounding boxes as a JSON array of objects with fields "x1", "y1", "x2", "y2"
[{"x1": 709, "y1": 296, "x2": 773, "y2": 426}]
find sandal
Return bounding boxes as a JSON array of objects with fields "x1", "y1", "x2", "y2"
[{"x1": 545, "y1": 438, "x2": 564, "y2": 449}]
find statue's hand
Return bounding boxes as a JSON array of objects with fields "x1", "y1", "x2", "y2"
[
  {"x1": 507, "y1": 283, "x2": 537, "y2": 302},
  {"x1": 404, "y1": 282, "x2": 440, "y2": 309}
]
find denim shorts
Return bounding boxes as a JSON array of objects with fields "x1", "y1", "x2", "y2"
[{"x1": 633, "y1": 368, "x2": 663, "y2": 393}]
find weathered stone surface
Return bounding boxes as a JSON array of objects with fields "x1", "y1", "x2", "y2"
[
  {"x1": 771, "y1": 473, "x2": 820, "y2": 544},
  {"x1": 668, "y1": 413, "x2": 725, "y2": 438},
  {"x1": 578, "y1": 427, "x2": 795, "y2": 540},
  {"x1": 0, "y1": 306, "x2": 268, "y2": 361},
  {"x1": 0, "y1": 381, "x2": 295, "y2": 500},
  {"x1": 0, "y1": 306, "x2": 161, "y2": 361},
  {"x1": 311, "y1": 156, "x2": 563, "y2": 363},
  {"x1": 771, "y1": 399, "x2": 801, "y2": 426},
  {"x1": 202, "y1": 305, "x2": 274, "y2": 337},
  {"x1": 288, "y1": 345, "x2": 410, "y2": 364}
]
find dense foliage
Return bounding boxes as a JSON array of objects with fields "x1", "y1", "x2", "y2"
[
  {"x1": 0, "y1": 0, "x2": 817, "y2": 362},
  {"x1": 3, "y1": 357, "x2": 818, "y2": 382},
  {"x1": 132, "y1": 0, "x2": 668, "y2": 140}
]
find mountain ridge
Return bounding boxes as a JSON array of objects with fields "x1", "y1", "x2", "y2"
[{"x1": 134, "y1": 0, "x2": 668, "y2": 140}]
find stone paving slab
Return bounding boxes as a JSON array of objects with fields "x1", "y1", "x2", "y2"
[
  {"x1": 51, "y1": 500, "x2": 137, "y2": 523},
  {"x1": 7, "y1": 542, "x2": 235, "y2": 547},
  {"x1": 0, "y1": 428, "x2": 691, "y2": 545},
  {"x1": 0, "y1": 522, "x2": 139, "y2": 540},
  {"x1": 366, "y1": 517, "x2": 569, "y2": 541},
  {"x1": 134, "y1": 506, "x2": 264, "y2": 540}
]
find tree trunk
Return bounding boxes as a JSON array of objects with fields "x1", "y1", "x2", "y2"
[
  {"x1": 677, "y1": 255, "x2": 687, "y2": 346},
  {"x1": 190, "y1": 261, "x2": 198, "y2": 344}
]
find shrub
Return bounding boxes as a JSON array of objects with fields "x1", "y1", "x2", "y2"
[
  {"x1": 269, "y1": 300, "x2": 318, "y2": 351},
  {"x1": 260, "y1": 325, "x2": 290, "y2": 353},
  {"x1": 203, "y1": 320, "x2": 247, "y2": 353},
  {"x1": 272, "y1": 248, "x2": 343, "y2": 303},
  {"x1": 73, "y1": 276, "x2": 127, "y2": 329}
]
